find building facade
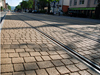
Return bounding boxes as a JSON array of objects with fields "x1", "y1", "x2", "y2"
[
  {"x1": 69, "y1": 0, "x2": 100, "y2": 17},
  {"x1": 50, "y1": 0, "x2": 69, "y2": 14},
  {"x1": 0, "y1": 0, "x2": 6, "y2": 11}
]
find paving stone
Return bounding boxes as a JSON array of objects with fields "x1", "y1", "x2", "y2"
[
  {"x1": 15, "y1": 49, "x2": 25, "y2": 52},
  {"x1": 1, "y1": 64, "x2": 13, "y2": 72},
  {"x1": 27, "y1": 44, "x2": 40, "y2": 48},
  {"x1": 20, "y1": 45, "x2": 28, "y2": 48},
  {"x1": 10, "y1": 44, "x2": 19, "y2": 48},
  {"x1": 24, "y1": 57, "x2": 36, "y2": 62},
  {"x1": 46, "y1": 67, "x2": 59, "y2": 75},
  {"x1": 57, "y1": 50, "x2": 67, "y2": 54},
  {"x1": 5, "y1": 49, "x2": 15, "y2": 53},
  {"x1": 40, "y1": 52, "x2": 49, "y2": 55},
  {"x1": 83, "y1": 51, "x2": 92, "y2": 55},
  {"x1": 56, "y1": 66, "x2": 70, "y2": 74},
  {"x1": 1, "y1": 53, "x2": 8, "y2": 58},
  {"x1": 79, "y1": 70, "x2": 91, "y2": 75},
  {"x1": 37, "y1": 61, "x2": 54, "y2": 68},
  {"x1": 30, "y1": 52, "x2": 41, "y2": 56},
  {"x1": 70, "y1": 58, "x2": 80, "y2": 64},
  {"x1": 66, "y1": 65, "x2": 79, "y2": 72},
  {"x1": 1, "y1": 49, "x2": 6, "y2": 53},
  {"x1": 14, "y1": 64, "x2": 24, "y2": 71},
  {"x1": 12, "y1": 58, "x2": 24, "y2": 63},
  {"x1": 13, "y1": 72, "x2": 25, "y2": 75},
  {"x1": 63, "y1": 74, "x2": 69, "y2": 75},
  {"x1": 35, "y1": 56, "x2": 43, "y2": 61},
  {"x1": 9, "y1": 53, "x2": 19, "y2": 57},
  {"x1": 75, "y1": 63, "x2": 88, "y2": 70},
  {"x1": 61, "y1": 59, "x2": 73, "y2": 65},
  {"x1": 36, "y1": 69, "x2": 48, "y2": 75},
  {"x1": 60, "y1": 54, "x2": 71, "y2": 59},
  {"x1": 50, "y1": 55, "x2": 62, "y2": 60},
  {"x1": 34, "y1": 48, "x2": 42, "y2": 51},
  {"x1": 48, "y1": 47, "x2": 55, "y2": 51},
  {"x1": 1, "y1": 58, "x2": 11, "y2": 64},
  {"x1": 25, "y1": 70, "x2": 36, "y2": 75},
  {"x1": 19, "y1": 52, "x2": 30, "y2": 57},
  {"x1": 24, "y1": 63, "x2": 38, "y2": 70},
  {"x1": 2, "y1": 44, "x2": 10, "y2": 48},
  {"x1": 70, "y1": 72, "x2": 80, "y2": 75},
  {"x1": 25, "y1": 49, "x2": 34, "y2": 52},
  {"x1": 1, "y1": 73, "x2": 12, "y2": 75},
  {"x1": 48, "y1": 51, "x2": 58, "y2": 55},
  {"x1": 42, "y1": 56, "x2": 51, "y2": 60},
  {"x1": 52, "y1": 60, "x2": 64, "y2": 66}
]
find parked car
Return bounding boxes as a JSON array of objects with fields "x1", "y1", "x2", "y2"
[
  {"x1": 68, "y1": 11, "x2": 77, "y2": 17},
  {"x1": 32, "y1": 10, "x2": 37, "y2": 13},
  {"x1": 28, "y1": 9, "x2": 32, "y2": 13}
]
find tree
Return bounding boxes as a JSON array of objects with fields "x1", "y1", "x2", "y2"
[
  {"x1": 21, "y1": 1, "x2": 28, "y2": 9},
  {"x1": 27, "y1": 0, "x2": 34, "y2": 9},
  {"x1": 15, "y1": 5, "x2": 22, "y2": 12},
  {"x1": 8, "y1": 5, "x2": 11, "y2": 10},
  {"x1": 1, "y1": 6, "x2": 4, "y2": 11},
  {"x1": 39, "y1": 0, "x2": 59, "y2": 13},
  {"x1": 38, "y1": 0, "x2": 47, "y2": 11}
]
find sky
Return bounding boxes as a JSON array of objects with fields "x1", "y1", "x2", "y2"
[{"x1": 6, "y1": 0, "x2": 22, "y2": 6}]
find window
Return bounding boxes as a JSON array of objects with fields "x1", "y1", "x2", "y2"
[
  {"x1": 94, "y1": 0, "x2": 98, "y2": 4},
  {"x1": 70, "y1": 0, "x2": 72, "y2": 6},
  {"x1": 80, "y1": 0, "x2": 84, "y2": 4},
  {"x1": 74, "y1": 0, "x2": 77, "y2": 5}
]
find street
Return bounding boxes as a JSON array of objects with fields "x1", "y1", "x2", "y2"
[{"x1": 1, "y1": 12, "x2": 100, "y2": 75}]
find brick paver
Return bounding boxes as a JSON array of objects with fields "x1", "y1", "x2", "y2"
[
  {"x1": 1, "y1": 13, "x2": 99, "y2": 75},
  {"x1": 36, "y1": 69, "x2": 48, "y2": 75}
]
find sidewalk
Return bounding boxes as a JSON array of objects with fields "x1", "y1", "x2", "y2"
[{"x1": 1, "y1": 13, "x2": 99, "y2": 75}]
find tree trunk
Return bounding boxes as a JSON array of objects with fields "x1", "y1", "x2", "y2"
[{"x1": 47, "y1": 2, "x2": 50, "y2": 14}]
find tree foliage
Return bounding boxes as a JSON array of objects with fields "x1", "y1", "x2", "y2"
[
  {"x1": 38, "y1": 0, "x2": 47, "y2": 10},
  {"x1": 15, "y1": 5, "x2": 22, "y2": 11},
  {"x1": 21, "y1": 1, "x2": 28, "y2": 9},
  {"x1": 27, "y1": 0, "x2": 34, "y2": 9},
  {"x1": 1, "y1": 6, "x2": 4, "y2": 11},
  {"x1": 8, "y1": 5, "x2": 11, "y2": 10}
]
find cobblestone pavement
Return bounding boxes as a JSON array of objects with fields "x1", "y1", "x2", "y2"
[
  {"x1": 14, "y1": 13, "x2": 100, "y2": 66},
  {"x1": 0, "y1": 13, "x2": 99, "y2": 75}
]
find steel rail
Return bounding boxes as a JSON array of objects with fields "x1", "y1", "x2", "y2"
[
  {"x1": 16, "y1": 13, "x2": 100, "y2": 74},
  {"x1": 21, "y1": 14, "x2": 100, "y2": 44}
]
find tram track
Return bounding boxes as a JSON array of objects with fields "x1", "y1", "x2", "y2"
[
  {"x1": 19, "y1": 13, "x2": 100, "y2": 44},
  {"x1": 13, "y1": 13, "x2": 100, "y2": 74}
]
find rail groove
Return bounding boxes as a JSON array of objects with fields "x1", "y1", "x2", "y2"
[{"x1": 16, "y1": 13, "x2": 100, "y2": 74}]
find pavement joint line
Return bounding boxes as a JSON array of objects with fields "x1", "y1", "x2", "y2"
[
  {"x1": 19, "y1": 13, "x2": 100, "y2": 44},
  {"x1": 15, "y1": 13, "x2": 100, "y2": 74}
]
